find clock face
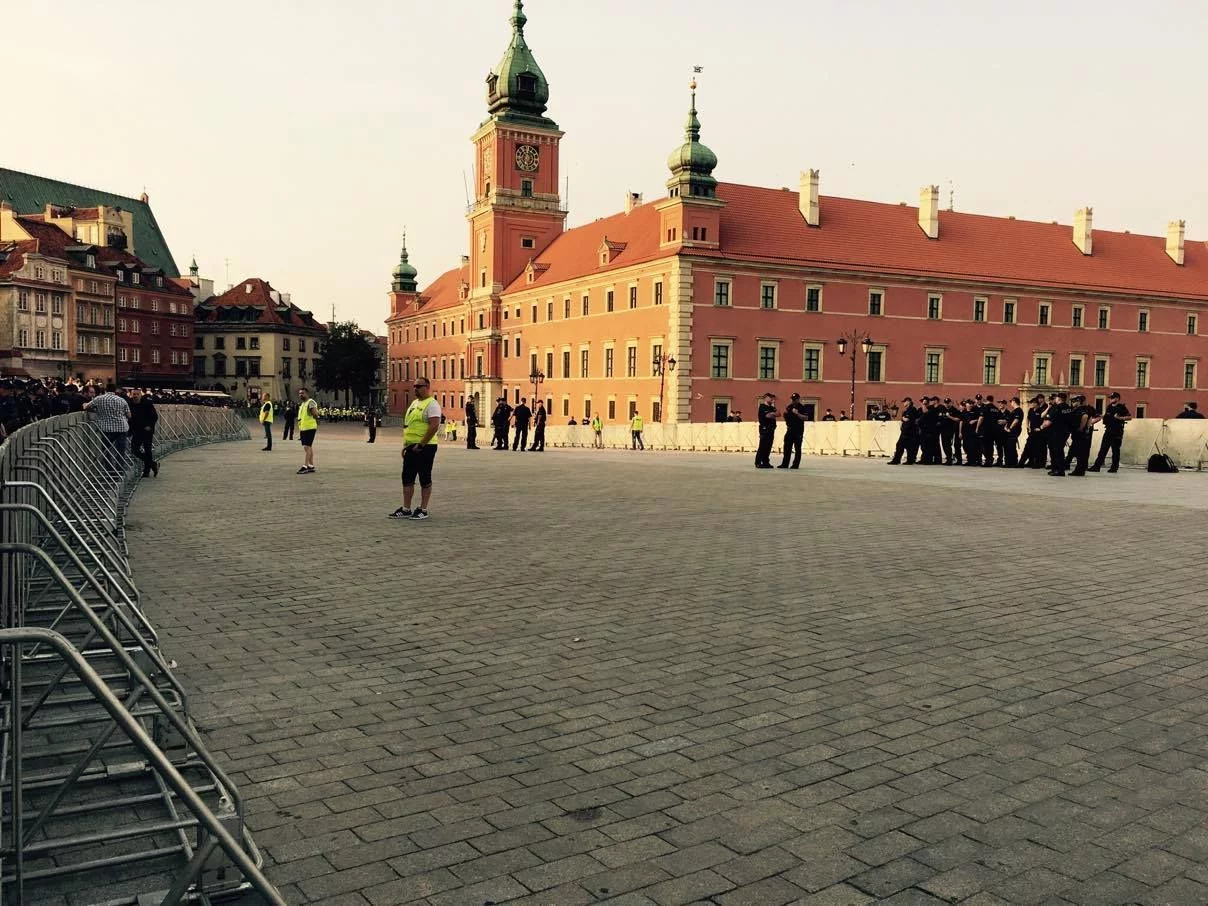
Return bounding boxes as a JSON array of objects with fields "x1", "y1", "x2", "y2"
[{"x1": 515, "y1": 144, "x2": 540, "y2": 172}]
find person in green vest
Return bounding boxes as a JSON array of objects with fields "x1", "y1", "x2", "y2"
[
  {"x1": 390, "y1": 376, "x2": 442, "y2": 521},
  {"x1": 630, "y1": 412, "x2": 645, "y2": 451},
  {"x1": 296, "y1": 387, "x2": 319, "y2": 474},
  {"x1": 591, "y1": 413, "x2": 604, "y2": 449},
  {"x1": 258, "y1": 393, "x2": 274, "y2": 452}
]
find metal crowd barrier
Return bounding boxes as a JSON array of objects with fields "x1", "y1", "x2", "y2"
[{"x1": 0, "y1": 409, "x2": 286, "y2": 905}]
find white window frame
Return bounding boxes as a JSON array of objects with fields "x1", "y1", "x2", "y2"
[
  {"x1": 1135, "y1": 356, "x2": 1151, "y2": 389},
  {"x1": 868, "y1": 288, "x2": 885, "y2": 316},
  {"x1": 926, "y1": 293, "x2": 943, "y2": 320},
  {"x1": 710, "y1": 339, "x2": 733, "y2": 379},
  {"x1": 802, "y1": 342, "x2": 824, "y2": 382},
  {"x1": 757, "y1": 341, "x2": 780, "y2": 381},
  {"x1": 805, "y1": 283, "x2": 823, "y2": 313},
  {"x1": 924, "y1": 348, "x2": 944, "y2": 384},
  {"x1": 1069, "y1": 354, "x2": 1085, "y2": 387},
  {"x1": 714, "y1": 278, "x2": 732, "y2": 308},
  {"x1": 760, "y1": 282, "x2": 778, "y2": 311}
]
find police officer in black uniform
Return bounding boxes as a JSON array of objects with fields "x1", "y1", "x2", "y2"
[
  {"x1": 1018, "y1": 395, "x2": 1048, "y2": 469},
  {"x1": 938, "y1": 397, "x2": 959, "y2": 465},
  {"x1": 778, "y1": 392, "x2": 807, "y2": 469},
  {"x1": 976, "y1": 395, "x2": 998, "y2": 468},
  {"x1": 464, "y1": 396, "x2": 480, "y2": 449},
  {"x1": 957, "y1": 399, "x2": 980, "y2": 466},
  {"x1": 887, "y1": 396, "x2": 920, "y2": 465},
  {"x1": 1089, "y1": 392, "x2": 1130, "y2": 473},
  {"x1": 918, "y1": 397, "x2": 942, "y2": 464},
  {"x1": 491, "y1": 397, "x2": 512, "y2": 450},
  {"x1": 1044, "y1": 392, "x2": 1073, "y2": 476},
  {"x1": 1064, "y1": 394, "x2": 1096, "y2": 476},
  {"x1": 755, "y1": 392, "x2": 778, "y2": 469},
  {"x1": 1003, "y1": 397, "x2": 1024, "y2": 467}
]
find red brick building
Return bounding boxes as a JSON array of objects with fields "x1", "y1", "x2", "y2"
[
  {"x1": 104, "y1": 250, "x2": 195, "y2": 387},
  {"x1": 388, "y1": 2, "x2": 1208, "y2": 424}
]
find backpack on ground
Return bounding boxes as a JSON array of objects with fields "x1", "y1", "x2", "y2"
[{"x1": 1147, "y1": 452, "x2": 1179, "y2": 473}]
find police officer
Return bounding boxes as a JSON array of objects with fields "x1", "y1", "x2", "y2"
[
  {"x1": 755, "y1": 392, "x2": 778, "y2": 469},
  {"x1": 1089, "y1": 392, "x2": 1130, "y2": 473},
  {"x1": 491, "y1": 397, "x2": 512, "y2": 450},
  {"x1": 1064, "y1": 394, "x2": 1096, "y2": 476},
  {"x1": 887, "y1": 396, "x2": 920, "y2": 465},
  {"x1": 1044, "y1": 392, "x2": 1073, "y2": 476},
  {"x1": 778, "y1": 392, "x2": 807, "y2": 469},
  {"x1": 1018, "y1": 394, "x2": 1048, "y2": 469},
  {"x1": 976, "y1": 394, "x2": 998, "y2": 468},
  {"x1": 955, "y1": 399, "x2": 978, "y2": 466},
  {"x1": 1003, "y1": 397, "x2": 1024, "y2": 468},
  {"x1": 918, "y1": 397, "x2": 942, "y2": 464},
  {"x1": 937, "y1": 397, "x2": 958, "y2": 465},
  {"x1": 464, "y1": 396, "x2": 480, "y2": 449}
]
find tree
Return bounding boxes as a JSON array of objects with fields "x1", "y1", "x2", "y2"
[{"x1": 315, "y1": 321, "x2": 379, "y2": 407}]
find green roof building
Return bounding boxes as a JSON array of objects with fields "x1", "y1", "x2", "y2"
[{"x1": 0, "y1": 167, "x2": 179, "y2": 277}]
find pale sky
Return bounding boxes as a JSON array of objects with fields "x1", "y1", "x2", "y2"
[{"x1": 11, "y1": 1, "x2": 1207, "y2": 332}]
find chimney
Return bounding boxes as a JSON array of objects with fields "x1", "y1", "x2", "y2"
[
  {"x1": 1073, "y1": 207, "x2": 1093, "y2": 255},
  {"x1": 918, "y1": 185, "x2": 940, "y2": 239},
  {"x1": 625, "y1": 192, "x2": 643, "y2": 214},
  {"x1": 1166, "y1": 219, "x2": 1185, "y2": 265},
  {"x1": 799, "y1": 169, "x2": 819, "y2": 227}
]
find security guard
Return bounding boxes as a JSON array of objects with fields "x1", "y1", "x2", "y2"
[
  {"x1": 755, "y1": 392, "x2": 778, "y2": 468},
  {"x1": 1065, "y1": 394, "x2": 1096, "y2": 476},
  {"x1": 1044, "y1": 391, "x2": 1073, "y2": 476},
  {"x1": 778, "y1": 392, "x2": 807, "y2": 469},
  {"x1": 919, "y1": 397, "x2": 942, "y2": 465},
  {"x1": 938, "y1": 397, "x2": 959, "y2": 465},
  {"x1": 1089, "y1": 392, "x2": 1130, "y2": 473},
  {"x1": 887, "y1": 396, "x2": 920, "y2": 465},
  {"x1": 491, "y1": 397, "x2": 512, "y2": 450},
  {"x1": 1018, "y1": 395, "x2": 1048, "y2": 469},
  {"x1": 1003, "y1": 397, "x2": 1024, "y2": 467}
]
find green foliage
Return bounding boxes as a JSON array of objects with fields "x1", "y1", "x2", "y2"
[{"x1": 315, "y1": 321, "x2": 378, "y2": 406}]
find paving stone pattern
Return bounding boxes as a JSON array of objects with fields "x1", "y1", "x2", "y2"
[{"x1": 126, "y1": 431, "x2": 1208, "y2": 905}]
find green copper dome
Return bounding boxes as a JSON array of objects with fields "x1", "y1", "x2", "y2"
[
  {"x1": 392, "y1": 234, "x2": 418, "y2": 293},
  {"x1": 667, "y1": 80, "x2": 718, "y2": 199},
  {"x1": 486, "y1": 1, "x2": 555, "y2": 127}
]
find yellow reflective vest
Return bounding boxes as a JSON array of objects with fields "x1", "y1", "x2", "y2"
[
  {"x1": 297, "y1": 399, "x2": 318, "y2": 431},
  {"x1": 259, "y1": 401, "x2": 273, "y2": 424}
]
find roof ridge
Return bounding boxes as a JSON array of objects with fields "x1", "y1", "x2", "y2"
[{"x1": 0, "y1": 166, "x2": 145, "y2": 207}]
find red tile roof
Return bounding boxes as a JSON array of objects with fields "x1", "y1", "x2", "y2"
[
  {"x1": 707, "y1": 183, "x2": 1208, "y2": 301},
  {"x1": 198, "y1": 278, "x2": 325, "y2": 330},
  {"x1": 12, "y1": 216, "x2": 76, "y2": 258},
  {"x1": 500, "y1": 182, "x2": 1208, "y2": 303},
  {"x1": 395, "y1": 265, "x2": 470, "y2": 318},
  {"x1": 504, "y1": 203, "x2": 666, "y2": 292},
  {"x1": 97, "y1": 247, "x2": 193, "y2": 297},
  {"x1": 0, "y1": 242, "x2": 32, "y2": 278}
]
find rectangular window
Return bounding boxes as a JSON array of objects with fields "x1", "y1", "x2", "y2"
[
  {"x1": 758, "y1": 344, "x2": 778, "y2": 380},
  {"x1": 547, "y1": 301, "x2": 554, "y2": 320},
  {"x1": 1184, "y1": 361, "x2": 1197, "y2": 391},
  {"x1": 214, "y1": 336, "x2": 224, "y2": 349},
  {"x1": 503, "y1": 338, "x2": 510, "y2": 359},
  {"x1": 924, "y1": 351, "x2": 942, "y2": 383},
  {"x1": 131, "y1": 320, "x2": 140, "y2": 334},
  {"x1": 1136, "y1": 403, "x2": 1147, "y2": 419},
  {"x1": 151, "y1": 321, "x2": 160, "y2": 335},
  {"x1": 652, "y1": 400, "x2": 661, "y2": 422},
  {"x1": 1188, "y1": 314, "x2": 1198, "y2": 336},
  {"x1": 236, "y1": 336, "x2": 246, "y2": 349},
  {"x1": 564, "y1": 298, "x2": 571, "y2": 319},
  {"x1": 654, "y1": 281, "x2": 663, "y2": 306},
  {"x1": 626, "y1": 346, "x2": 637, "y2": 377},
  {"x1": 711, "y1": 343, "x2": 730, "y2": 379},
  {"x1": 562, "y1": 398, "x2": 570, "y2": 417},
  {"x1": 118, "y1": 318, "x2": 127, "y2": 332},
  {"x1": 1038, "y1": 303, "x2": 1050, "y2": 326},
  {"x1": 803, "y1": 346, "x2": 821, "y2": 382},
  {"x1": 606, "y1": 290, "x2": 615, "y2": 312},
  {"x1": 608, "y1": 399, "x2": 616, "y2": 420},
  {"x1": 605, "y1": 347, "x2": 614, "y2": 377},
  {"x1": 761, "y1": 283, "x2": 777, "y2": 310},
  {"x1": 806, "y1": 285, "x2": 822, "y2": 312},
  {"x1": 545, "y1": 351, "x2": 554, "y2": 377},
  {"x1": 530, "y1": 352, "x2": 538, "y2": 375},
  {"x1": 973, "y1": 297, "x2": 986, "y2": 322},
  {"x1": 1098, "y1": 306, "x2": 1110, "y2": 329},
  {"x1": 714, "y1": 280, "x2": 731, "y2": 307},
  {"x1": 131, "y1": 347, "x2": 140, "y2": 363},
  {"x1": 581, "y1": 294, "x2": 590, "y2": 316},
  {"x1": 866, "y1": 350, "x2": 883, "y2": 382},
  {"x1": 514, "y1": 336, "x2": 520, "y2": 357},
  {"x1": 17, "y1": 291, "x2": 28, "y2": 311},
  {"x1": 35, "y1": 293, "x2": 47, "y2": 313},
  {"x1": 170, "y1": 350, "x2": 178, "y2": 365},
  {"x1": 629, "y1": 286, "x2": 638, "y2": 309},
  {"x1": 562, "y1": 350, "x2": 571, "y2": 379},
  {"x1": 984, "y1": 353, "x2": 999, "y2": 385},
  {"x1": 927, "y1": 295, "x2": 941, "y2": 320},
  {"x1": 51, "y1": 294, "x2": 63, "y2": 315},
  {"x1": 475, "y1": 353, "x2": 483, "y2": 376},
  {"x1": 51, "y1": 331, "x2": 62, "y2": 350},
  {"x1": 102, "y1": 337, "x2": 110, "y2": 355},
  {"x1": 1069, "y1": 357, "x2": 1083, "y2": 387},
  {"x1": 1094, "y1": 358, "x2": 1108, "y2": 388},
  {"x1": 1072, "y1": 305, "x2": 1084, "y2": 328},
  {"x1": 1003, "y1": 300, "x2": 1016, "y2": 324},
  {"x1": 580, "y1": 349, "x2": 589, "y2": 378},
  {"x1": 150, "y1": 299, "x2": 159, "y2": 312},
  {"x1": 521, "y1": 179, "x2": 533, "y2": 198},
  {"x1": 34, "y1": 330, "x2": 45, "y2": 348},
  {"x1": 1138, "y1": 311, "x2": 1149, "y2": 333},
  {"x1": 1136, "y1": 358, "x2": 1149, "y2": 389},
  {"x1": 868, "y1": 290, "x2": 883, "y2": 316},
  {"x1": 652, "y1": 344, "x2": 663, "y2": 374},
  {"x1": 1034, "y1": 355, "x2": 1050, "y2": 386},
  {"x1": 584, "y1": 399, "x2": 591, "y2": 419},
  {"x1": 119, "y1": 347, "x2": 128, "y2": 363}
]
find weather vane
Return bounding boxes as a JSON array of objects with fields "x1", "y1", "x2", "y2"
[{"x1": 691, "y1": 65, "x2": 702, "y2": 90}]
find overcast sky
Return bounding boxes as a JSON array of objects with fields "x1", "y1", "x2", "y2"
[{"x1": 10, "y1": 0, "x2": 1206, "y2": 331}]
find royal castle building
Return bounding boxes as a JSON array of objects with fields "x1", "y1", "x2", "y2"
[{"x1": 386, "y1": 1, "x2": 1207, "y2": 425}]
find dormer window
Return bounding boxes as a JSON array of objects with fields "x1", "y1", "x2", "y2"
[
  {"x1": 487, "y1": 74, "x2": 499, "y2": 96},
  {"x1": 85, "y1": 254, "x2": 96, "y2": 268},
  {"x1": 132, "y1": 272, "x2": 140, "y2": 285},
  {"x1": 155, "y1": 276, "x2": 163, "y2": 287},
  {"x1": 516, "y1": 73, "x2": 537, "y2": 99}
]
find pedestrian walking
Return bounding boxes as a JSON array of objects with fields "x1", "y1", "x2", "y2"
[
  {"x1": 630, "y1": 412, "x2": 645, "y2": 450},
  {"x1": 389, "y1": 377, "x2": 442, "y2": 521},
  {"x1": 755, "y1": 392, "x2": 777, "y2": 468},
  {"x1": 530, "y1": 401, "x2": 547, "y2": 451},
  {"x1": 1089, "y1": 392, "x2": 1130, "y2": 473},
  {"x1": 83, "y1": 387, "x2": 132, "y2": 468},
  {"x1": 778, "y1": 392, "x2": 807, "y2": 468},
  {"x1": 129, "y1": 389, "x2": 160, "y2": 477},
  {"x1": 259, "y1": 393, "x2": 274, "y2": 451},
  {"x1": 296, "y1": 387, "x2": 319, "y2": 474}
]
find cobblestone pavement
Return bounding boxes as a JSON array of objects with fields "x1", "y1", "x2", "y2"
[{"x1": 126, "y1": 430, "x2": 1208, "y2": 905}]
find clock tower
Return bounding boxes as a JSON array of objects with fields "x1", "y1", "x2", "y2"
[{"x1": 466, "y1": 0, "x2": 565, "y2": 407}]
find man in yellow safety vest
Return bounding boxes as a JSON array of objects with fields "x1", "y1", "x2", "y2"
[
  {"x1": 630, "y1": 412, "x2": 645, "y2": 451},
  {"x1": 296, "y1": 388, "x2": 319, "y2": 474},
  {"x1": 390, "y1": 376, "x2": 442, "y2": 521},
  {"x1": 258, "y1": 393, "x2": 274, "y2": 452}
]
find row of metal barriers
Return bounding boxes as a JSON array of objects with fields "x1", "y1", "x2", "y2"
[{"x1": 0, "y1": 409, "x2": 285, "y2": 905}]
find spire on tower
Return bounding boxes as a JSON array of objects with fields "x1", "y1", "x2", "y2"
[
  {"x1": 666, "y1": 68, "x2": 718, "y2": 200},
  {"x1": 485, "y1": 0, "x2": 555, "y2": 127},
  {"x1": 392, "y1": 229, "x2": 419, "y2": 293}
]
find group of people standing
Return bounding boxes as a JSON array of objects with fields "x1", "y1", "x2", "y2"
[
  {"x1": 885, "y1": 392, "x2": 1131, "y2": 476},
  {"x1": 472, "y1": 397, "x2": 550, "y2": 452}
]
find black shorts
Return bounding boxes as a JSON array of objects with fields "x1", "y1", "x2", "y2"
[
  {"x1": 300, "y1": 429, "x2": 316, "y2": 447},
  {"x1": 402, "y1": 445, "x2": 438, "y2": 487}
]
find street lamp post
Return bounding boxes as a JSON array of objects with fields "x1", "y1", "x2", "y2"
[
  {"x1": 529, "y1": 369, "x2": 545, "y2": 409},
  {"x1": 653, "y1": 352, "x2": 677, "y2": 422},
  {"x1": 835, "y1": 332, "x2": 874, "y2": 420}
]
